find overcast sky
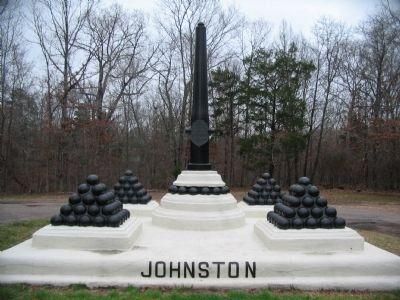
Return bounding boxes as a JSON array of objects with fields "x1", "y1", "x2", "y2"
[{"x1": 104, "y1": 0, "x2": 393, "y2": 36}]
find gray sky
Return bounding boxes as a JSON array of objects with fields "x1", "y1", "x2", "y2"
[{"x1": 104, "y1": 0, "x2": 389, "y2": 36}]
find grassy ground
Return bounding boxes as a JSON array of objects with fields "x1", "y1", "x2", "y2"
[{"x1": 0, "y1": 284, "x2": 399, "y2": 300}]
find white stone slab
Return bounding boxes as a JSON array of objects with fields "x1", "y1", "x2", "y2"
[
  {"x1": 124, "y1": 200, "x2": 159, "y2": 217},
  {"x1": 1, "y1": 218, "x2": 399, "y2": 290},
  {"x1": 32, "y1": 217, "x2": 142, "y2": 251},
  {"x1": 254, "y1": 219, "x2": 364, "y2": 252},
  {"x1": 237, "y1": 201, "x2": 274, "y2": 218},
  {"x1": 152, "y1": 193, "x2": 245, "y2": 230},
  {"x1": 173, "y1": 170, "x2": 225, "y2": 187}
]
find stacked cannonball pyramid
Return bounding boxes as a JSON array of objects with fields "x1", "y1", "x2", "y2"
[
  {"x1": 243, "y1": 172, "x2": 283, "y2": 205},
  {"x1": 114, "y1": 170, "x2": 152, "y2": 204},
  {"x1": 50, "y1": 174, "x2": 130, "y2": 227},
  {"x1": 267, "y1": 176, "x2": 346, "y2": 230}
]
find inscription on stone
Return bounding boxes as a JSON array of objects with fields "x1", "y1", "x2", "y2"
[
  {"x1": 140, "y1": 261, "x2": 256, "y2": 278},
  {"x1": 190, "y1": 120, "x2": 209, "y2": 147}
]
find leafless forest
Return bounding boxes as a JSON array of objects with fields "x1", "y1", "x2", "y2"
[{"x1": 0, "y1": 0, "x2": 399, "y2": 193}]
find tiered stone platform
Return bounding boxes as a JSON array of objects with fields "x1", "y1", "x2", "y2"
[{"x1": 152, "y1": 171, "x2": 245, "y2": 230}]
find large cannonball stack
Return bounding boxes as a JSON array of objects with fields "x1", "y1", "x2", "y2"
[
  {"x1": 243, "y1": 172, "x2": 283, "y2": 205},
  {"x1": 267, "y1": 176, "x2": 346, "y2": 230},
  {"x1": 114, "y1": 170, "x2": 152, "y2": 204},
  {"x1": 50, "y1": 174, "x2": 130, "y2": 227}
]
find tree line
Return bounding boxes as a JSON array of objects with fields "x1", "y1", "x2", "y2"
[{"x1": 0, "y1": 0, "x2": 399, "y2": 193}]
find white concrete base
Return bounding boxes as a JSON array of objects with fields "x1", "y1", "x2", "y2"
[
  {"x1": 1, "y1": 217, "x2": 399, "y2": 290},
  {"x1": 152, "y1": 193, "x2": 245, "y2": 230},
  {"x1": 32, "y1": 217, "x2": 142, "y2": 251},
  {"x1": 237, "y1": 201, "x2": 274, "y2": 218},
  {"x1": 173, "y1": 170, "x2": 225, "y2": 187},
  {"x1": 255, "y1": 220, "x2": 364, "y2": 252},
  {"x1": 124, "y1": 200, "x2": 159, "y2": 217}
]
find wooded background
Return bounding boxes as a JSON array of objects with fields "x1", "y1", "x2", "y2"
[{"x1": 0, "y1": 0, "x2": 399, "y2": 193}]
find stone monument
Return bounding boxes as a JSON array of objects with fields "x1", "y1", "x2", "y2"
[{"x1": 0, "y1": 22, "x2": 399, "y2": 290}]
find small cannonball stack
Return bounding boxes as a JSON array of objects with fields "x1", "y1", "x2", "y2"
[
  {"x1": 50, "y1": 174, "x2": 130, "y2": 227},
  {"x1": 243, "y1": 172, "x2": 283, "y2": 205},
  {"x1": 114, "y1": 170, "x2": 152, "y2": 204},
  {"x1": 267, "y1": 176, "x2": 346, "y2": 230}
]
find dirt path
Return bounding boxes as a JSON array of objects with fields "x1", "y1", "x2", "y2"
[{"x1": 1, "y1": 192, "x2": 399, "y2": 237}]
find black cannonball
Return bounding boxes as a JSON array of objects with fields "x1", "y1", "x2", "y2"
[
  {"x1": 88, "y1": 204, "x2": 100, "y2": 216},
  {"x1": 86, "y1": 174, "x2": 99, "y2": 185},
  {"x1": 189, "y1": 187, "x2": 198, "y2": 195},
  {"x1": 284, "y1": 195, "x2": 301, "y2": 207},
  {"x1": 252, "y1": 184, "x2": 262, "y2": 192},
  {"x1": 60, "y1": 204, "x2": 72, "y2": 216},
  {"x1": 119, "y1": 176, "x2": 126, "y2": 184},
  {"x1": 262, "y1": 172, "x2": 271, "y2": 179},
  {"x1": 136, "y1": 189, "x2": 146, "y2": 197},
  {"x1": 266, "y1": 198, "x2": 274, "y2": 205},
  {"x1": 114, "y1": 183, "x2": 122, "y2": 191},
  {"x1": 221, "y1": 186, "x2": 230, "y2": 194},
  {"x1": 97, "y1": 191, "x2": 115, "y2": 205},
  {"x1": 92, "y1": 183, "x2": 107, "y2": 195},
  {"x1": 125, "y1": 170, "x2": 133, "y2": 176},
  {"x1": 117, "y1": 190, "x2": 125, "y2": 198},
  {"x1": 123, "y1": 183, "x2": 130, "y2": 191},
  {"x1": 270, "y1": 191, "x2": 278, "y2": 200},
  {"x1": 292, "y1": 217, "x2": 303, "y2": 229},
  {"x1": 201, "y1": 187, "x2": 210, "y2": 194},
  {"x1": 265, "y1": 185, "x2": 273, "y2": 192},
  {"x1": 127, "y1": 190, "x2": 134, "y2": 198},
  {"x1": 320, "y1": 217, "x2": 333, "y2": 228},
  {"x1": 269, "y1": 178, "x2": 276, "y2": 185},
  {"x1": 127, "y1": 177, "x2": 135, "y2": 185},
  {"x1": 65, "y1": 214, "x2": 77, "y2": 226},
  {"x1": 302, "y1": 196, "x2": 314, "y2": 207},
  {"x1": 261, "y1": 191, "x2": 269, "y2": 199},
  {"x1": 130, "y1": 176, "x2": 139, "y2": 184},
  {"x1": 178, "y1": 186, "x2": 187, "y2": 194},
  {"x1": 51, "y1": 214, "x2": 63, "y2": 226},
  {"x1": 290, "y1": 184, "x2": 306, "y2": 197},
  {"x1": 141, "y1": 194, "x2": 151, "y2": 204},
  {"x1": 276, "y1": 198, "x2": 283, "y2": 204},
  {"x1": 69, "y1": 193, "x2": 81, "y2": 205},
  {"x1": 169, "y1": 185, "x2": 178, "y2": 193},
  {"x1": 74, "y1": 204, "x2": 86, "y2": 215},
  {"x1": 122, "y1": 195, "x2": 129, "y2": 203},
  {"x1": 213, "y1": 187, "x2": 221, "y2": 195},
  {"x1": 297, "y1": 207, "x2": 310, "y2": 218},
  {"x1": 133, "y1": 183, "x2": 143, "y2": 191},
  {"x1": 82, "y1": 192, "x2": 95, "y2": 205},
  {"x1": 257, "y1": 197, "x2": 265, "y2": 205},
  {"x1": 307, "y1": 185, "x2": 319, "y2": 197},
  {"x1": 248, "y1": 190, "x2": 258, "y2": 198},
  {"x1": 316, "y1": 196, "x2": 328, "y2": 207},
  {"x1": 257, "y1": 178, "x2": 267, "y2": 185},
  {"x1": 311, "y1": 207, "x2": 323, "y2": 219},
  {"x1": 334, "y1": 217, "x2": 346, "y2": 228},
  {"x1": 306, "y1": 217, "x2": 318, "y2": 229},
  {"x1": 93, "y1": 215, "x2": 105, "y2": 227},
  {"x1": 243, "y1": 195, "x2": 255, "y2": 205},
  {"x1": 325, "y1": 207, "x2": 337, "y2": 218},
  {"x1": 78, "y1": 183, "x2": 90, "y2": 194},
  {"x1": 298, "y1": 176, "x2": 311, "y2": 186},
  {"x1": 79, "y1": 214, "x2": 91, "y2": 226},
  {"x1": 273, "y1": 185, "x2": 281, "y2": 192}
]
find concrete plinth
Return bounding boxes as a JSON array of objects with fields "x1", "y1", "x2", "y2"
[
  {"x1": 32, "y1": 217, "x2": 142, "y2": 251},
  {"x1": 0, "y1": 217, "x2": 399, "y2": 290},
  {"x1": 237, "y1": 201, "x2": 274, "y2": 218},
  {"x1": 124, "y1": 200, "x2": 159, "y2": 217},
  {"x1": 255, "y1": 220, "x2": 364, "y2": 252},
  {"x1": 152, "y1": 193, "x2": 245, "y2": 230}
]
